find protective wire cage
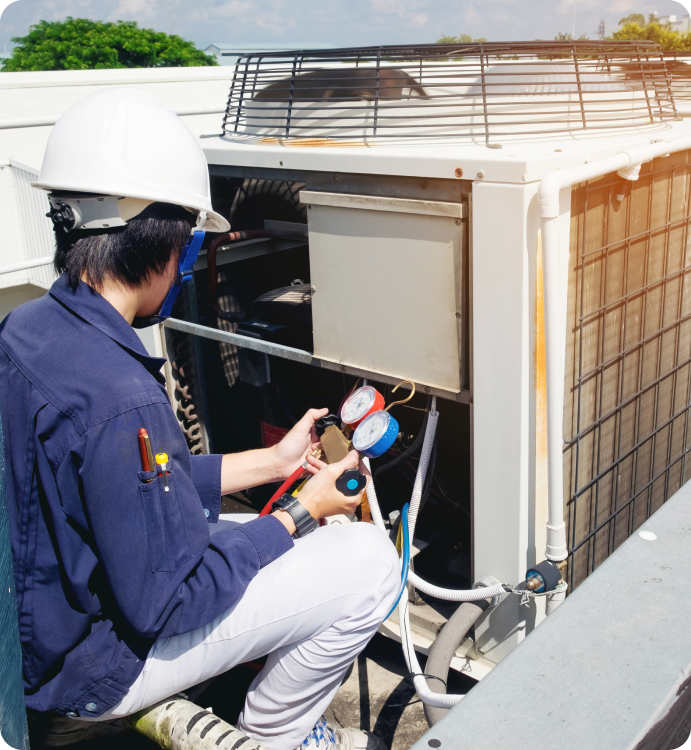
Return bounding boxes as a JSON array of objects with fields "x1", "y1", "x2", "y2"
[
  {"x1": 223, "y1": 41, "x2": 679, "y2": 145},
  {"x1": 564, "y1": 150, "x2": 691, "y2": 590},
  {"x1": 660, "y1": 52, "x2": 691, "y2": 106}
]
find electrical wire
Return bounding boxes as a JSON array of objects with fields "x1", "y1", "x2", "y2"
[{"x1": 384, "y1": 501, "x2": 410, "y2": 620}]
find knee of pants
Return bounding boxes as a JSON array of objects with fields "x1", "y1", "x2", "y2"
[{"x1": 330, "y1": 522, "x2": 400, "y2": 600}]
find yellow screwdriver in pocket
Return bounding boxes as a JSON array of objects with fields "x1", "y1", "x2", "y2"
[{"x1": 155, "y1": 453, "x2": 170, "y2": 492}]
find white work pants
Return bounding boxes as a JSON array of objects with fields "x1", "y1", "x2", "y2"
[{"x1": 97, "y1": 521, "x2": 400, "y2": 750}]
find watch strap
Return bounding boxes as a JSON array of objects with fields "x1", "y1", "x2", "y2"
[{"x1": 272, "y1": 493, "x2": 318, "y2": 538}]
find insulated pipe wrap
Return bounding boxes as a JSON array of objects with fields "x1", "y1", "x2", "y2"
[
  {"x1": 366, "y1": 401, "x2": 504, "y2": 707},
  {"x1": 399, "y1": 596, "x2": 464, "y2": 709},
  {"x1": 423, "y1": 601, "x2": 488, "y2": 726},
  {"x1": 406, "y1": 571, "x2": 505, "y2": 601},
  {"x1": 407, "y1": 409, "x2": 438, "y2": 545}
]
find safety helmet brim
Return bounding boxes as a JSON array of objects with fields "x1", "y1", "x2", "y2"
[
  {"x1": 32, "y1": 88, "x2": 231, "y2": 234},
  {"x1": 32, "y1": 180, "x2": 230, "y2": 233}
]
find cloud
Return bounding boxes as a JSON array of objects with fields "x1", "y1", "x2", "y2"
[
  {"x1": 196, "y1": 0, "x2": 297, "y2": 37},
  {"x1": 1, "y1": 0, "x2": 689, "y2": 51},
  {"x1": 463, "y1": 3, "x2": 480, "y2": 23},
  {"x1": 368, "y1": 0, "x2": 430, "y2": 33},
  {"x1": 108, "y1": 0, "x2": 158, "y2": 20},
  {"x1": 208, "y1": 0, "x2": 254, "y2": 19},
  {"x1": 558, "y1": 0, "x2": 600, "y2": 12},
  {"x1": 606, "y1": 0, "x2": 638, "y2": 10},
  {"x1": 371, "y1": 0, "x2": 398, "y2": 11},
  {"x1": 31, "y1": 0, "x2": 95, "y2": 18}
]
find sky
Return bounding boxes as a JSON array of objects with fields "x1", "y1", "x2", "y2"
[{"x1": 1, "y1": 0, "x2": 691, "y2": 56}]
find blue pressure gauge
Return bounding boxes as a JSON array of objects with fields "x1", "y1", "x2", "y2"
[{"x1": 352, "y1": 410, "x2": 399, "y2": 459}]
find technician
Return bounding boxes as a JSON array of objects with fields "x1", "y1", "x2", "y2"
[{"x1": 0, "y1": 88, "x2": 399, "y2": 750}]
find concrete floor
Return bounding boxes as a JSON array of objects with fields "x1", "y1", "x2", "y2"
[
  {"x1": 31, "y1": 633, "x2": 476, "y2": 750},
  {"x1": 325, "y1": 634, "x2": 475, "y2": 750}
]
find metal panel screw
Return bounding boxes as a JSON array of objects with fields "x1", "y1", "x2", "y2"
[
  {"x1": 421, "y1": 181, "x2": 428, "y2": 189},
  {"x1": 333, "y1": 175, "x2": 339, "y2": 182},
  {"x1": 424, "y1": 386, "x2": 430, "y2": 393},
  {"x1": 341, "y1": 365, "x2": 347, "y2": 372},
  {"x1": 476, "y1": 170, "x2": 485, "y2": 179},
  {"x1": 454, "y1": 168, "x2": 463, "y2": 178},
  {"x1": 455, "y1": 312, "x2": 461, "y2": 319},
  {"x1": 454, "y1": 219, "x2": 461, "y2": 226}
]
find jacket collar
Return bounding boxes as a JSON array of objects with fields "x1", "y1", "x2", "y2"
[{"x1": 50, "y1": 274, "x2": 168, "y2": 381}]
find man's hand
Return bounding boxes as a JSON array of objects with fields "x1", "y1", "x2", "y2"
[
  {"x1": 271, "y1": 408, "x2": 328, "y2": 479},
  {"x1": 298, "y1": 450, "x2": 369, "y2": 519}
]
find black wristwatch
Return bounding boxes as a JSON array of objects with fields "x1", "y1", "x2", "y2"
[{"x1": 271, "y1": 493, "x2": 319, "y2": 538}]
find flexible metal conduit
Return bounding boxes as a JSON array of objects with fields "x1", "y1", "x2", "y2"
[{"x1": 538, "y1": 133, "x2": 691, "y2": 568}]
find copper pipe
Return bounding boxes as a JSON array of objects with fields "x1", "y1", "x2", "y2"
[{"x1": 207, "y1": 229, "x2": 308, "y2": 322}]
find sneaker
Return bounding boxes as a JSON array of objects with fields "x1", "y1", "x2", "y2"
[
  {"x1": 39, "y1": 714, "x2": 128, "y2": 746},
  {"x1": 300, "y1": 715, "x2": 386, "y2": 750}
]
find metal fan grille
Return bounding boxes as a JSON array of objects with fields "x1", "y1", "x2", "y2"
[
  {"x1": 223, "y1": 41, "x2": 678, "y2": 145},
  {"x1": 564, "y1": 151, "x2": 691, "y2": 590}
]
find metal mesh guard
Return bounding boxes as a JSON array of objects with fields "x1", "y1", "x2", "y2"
[
  {"x1": 565, "y1": 151, "x2": 691, "y2": 590},
  {"x1": 223, "y1": 41, "x2": 678, "y2": 144}
]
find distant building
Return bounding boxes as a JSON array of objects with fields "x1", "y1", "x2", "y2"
[
  {"x1": 204, "y1": 43, "x2": 336, "y2": 67},
  {"x1": 650, "y1": 11, "x2": 691, "y2": 32}
]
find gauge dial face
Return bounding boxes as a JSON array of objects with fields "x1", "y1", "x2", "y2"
[
  {"x1": 341, "y1": 386, "x2": 377, "y2": 425},
  {"x1": 353, "y1": 410, "x2": 391, "y2": 451}
]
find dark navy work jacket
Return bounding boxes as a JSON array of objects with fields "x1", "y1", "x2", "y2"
[{"x1": 0, "y1": 275, "x2": 293, "y2": 717}]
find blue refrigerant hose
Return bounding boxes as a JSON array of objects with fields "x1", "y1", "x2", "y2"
[{"x1": 385, "y1": 502, "x2": 410, "y2": 620}]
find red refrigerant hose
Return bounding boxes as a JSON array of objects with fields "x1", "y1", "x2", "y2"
[{"x1": 258, "y1": 466, "x2": 306, "y2": 517}]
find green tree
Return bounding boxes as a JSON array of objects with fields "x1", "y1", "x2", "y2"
[
  {"x1": 436, "y1": 34, "x2": 488, "y2": 44},
  {"x1": 609, "y1": 19, "x2": 691, "y2": 50},
  {"x1": 554, "y1": 32, "x2": 588, "y2": 41},
  {"x1": 619, "y1": 13, "x2": 645, "y2": 26},
  {"x1": 1, "y1": 17, "x2": 217, "y2": 71}
]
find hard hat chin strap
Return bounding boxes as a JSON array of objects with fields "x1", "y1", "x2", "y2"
[{"x1": 132, "y1": 229, "x2": 205, "y2": 329}]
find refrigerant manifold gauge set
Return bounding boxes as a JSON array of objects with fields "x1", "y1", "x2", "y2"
[{"x1": 341, "y1": 385, "x2": 400, "y2": 459}]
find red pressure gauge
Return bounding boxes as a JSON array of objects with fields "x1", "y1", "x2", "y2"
[{"x1": 340, "y1": 385, "x2": 385, "y2": 428}]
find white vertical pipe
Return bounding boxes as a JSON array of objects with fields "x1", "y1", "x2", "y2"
[
  {"x1": 539, "y1": 212, "x2": 568, "y2": 561},
  {"x1": 537, "y1": 134, "x2": 691, "y2": 564}
]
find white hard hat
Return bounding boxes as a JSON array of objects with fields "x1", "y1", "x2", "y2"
[{"x1": 32, "y1": 87, "x2": 230, "y2": 233}]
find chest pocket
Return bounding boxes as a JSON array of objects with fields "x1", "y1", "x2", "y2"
[{"x1": 139, "y1": 470, "x2": 193, "y2": 573}]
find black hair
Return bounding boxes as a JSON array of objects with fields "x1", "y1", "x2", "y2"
[{"x1": 54, "y1": 202, "x2": 195, "y2": 291}]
